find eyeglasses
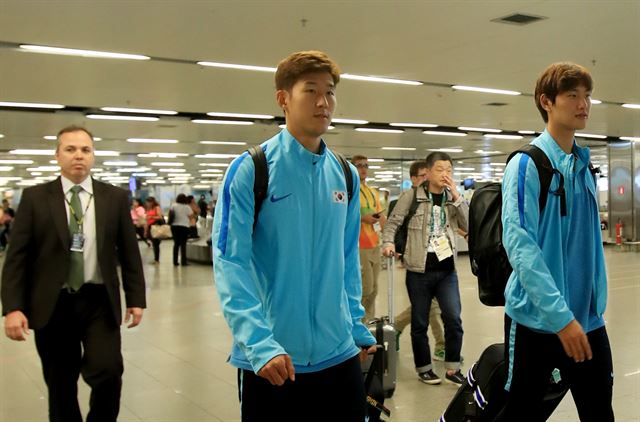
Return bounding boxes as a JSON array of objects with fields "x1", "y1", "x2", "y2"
[{"x1": 355, "y1": 163, "x2": 369, "y2": 169}]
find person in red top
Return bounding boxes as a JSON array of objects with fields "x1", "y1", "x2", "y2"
[
  {"x1": 352, "y1": 154, "x2": 386, "y2": 321},
  {"x1": 144, "y1": 196, "x2": 163, "y2": 264}
]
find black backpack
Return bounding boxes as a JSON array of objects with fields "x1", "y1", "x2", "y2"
[
  {"x1": 247, "y1": 145, "x2": 353, "y2": 227},
  {"x1": 468, "y1": 145, "x2": 567, "y2": 306},
  {"x1": 393, "y1": 186, "x2": 421, "y2": 256},
  {"x1": 440, "y1": 343, "x2": 567, "y2": 421}
]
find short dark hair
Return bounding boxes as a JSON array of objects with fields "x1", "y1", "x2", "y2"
[
  {"x1": 275, "y1": 51, "x2": 340, "y2": 91},
  {"x1": 57, "y1": 125, "x2": 94, "y2": 141},
  {"x1": 425, "y1": 152, "x2": 453, "y2": 168},
  {"x1": 535, "y1": 62, "x2": 593, "y2": 123},
  {"x1": 56, "y1": 125, "x2": 94, "y2": 152},
  {"x1": 409, "y1": 161, "x2": 428, "y2": 177},
  {"x1": 351, "y1": 154, "x2": 368, "y2": 164},
  {"x1": 176, "y1": 193, "x2": 189, "y2": 204}
]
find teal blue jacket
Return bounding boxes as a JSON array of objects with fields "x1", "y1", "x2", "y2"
[
  {"x1": 501, "y1": 130, "x2": 607, "y2": 334},
  {"x1": 213, "y1": 129, "x2": 375, "y2": 373}
]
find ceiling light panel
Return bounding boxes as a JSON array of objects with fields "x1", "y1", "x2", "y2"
[
  {"x1": 0, "y1": 101, "x2": 65, "y2": 109},
  {"x1": 87, "y1": 114, "x2": 158, "y2": 122},
  {"x1": 20, "y1": 44, "x2": 150, "y2": 60},
  {"x1": 101, "y1": 107, "x2": 177, "y2": 115},
  {"x1": 452, "y1": 85, "x2": 521, "y2": 96}
]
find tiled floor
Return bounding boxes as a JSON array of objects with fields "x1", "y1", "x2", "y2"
[{"x1": 1, "y1": 243, "x2": 638, "y2": 421}]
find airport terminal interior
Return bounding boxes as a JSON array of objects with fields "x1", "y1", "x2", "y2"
[{"x1": 0, "y1": 1, "x2": 639, "y2": 421}]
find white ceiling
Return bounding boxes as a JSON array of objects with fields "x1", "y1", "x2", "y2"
[{"x1": 1, "y1": 0, "x2": 638, "y2": 190}]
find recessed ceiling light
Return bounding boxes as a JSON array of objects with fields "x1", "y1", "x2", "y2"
[
  {"x1": 158, "y1": 168, "x2": 186, "y2": 172},
  {"x1": 199, "y1": 163, "x2": 230, "y2": 167},
  {"x1": 475, "y1": 150, "x2": 503, "y2": 155},
  {"x1": 622, "y1": 103, "x2": 640, "y2": 109},
  {"x1": 207, "y1": 112, "x2": 274, "y2": 119},
  {"x1": 452, "y1": 85, "x2": 521, "y2": 96},
  {"x1": 484, "y1": 134, "x2": 523, "y2": 140},
  {"x1": 355, "y1": 128, "x2": 404, "y2": 134},
  {"x1": 518, "y1": 130, "x2": 536, "y2": 135},
  {"x1": 423, "y1": 130, "x2": 467, "y2": 137},
  {"x1": 381, "y1": 147, "x2": 416, "y2": 151},
  {"x1": 0, "y1": 101, "x2": 65, "y2": 109},
  {"x1": 194, "y1": 153, "x2": 240, "y2": 159},
  {"x1": 200, "y1": 141, "x2": 247, "y2": 145},
  {"x1": 131, "y1": 172, "x2": 157, "y2": 177},
  {"x1": 10, "y1": 149, "x2": 55, "y2": 155},
  {"x1": 26, "y1": 166, "x2": 60, "y2": 171},
  {"x1": 200, "y1": 169, "x2": 224, "y2": 173},
  {"x1": 0, "y1": 134, "x2": 4, "y2": 138},
  {"x1": 0, "y1": 159, "x2": 34, "y2": 164},
  {"x1": 137, "y1": 152, "x2": 189, "y2": 158},
  {"x1": 0, "y1": 167, "x2": 14, "y2": 172},
  {"x1": 43, "y1": 136, "x2": 57, "y2": 140},
  {"x1": 197, "y1": 61, "x2": 277, "y2": 73},
  {"x1": 103, "y1": 161, "x2": 138, "y2": 166},
  {"x1": 590, "y1": 99, "x2": 602, "y2": 105},
  {"x1": 192, "y1": 119, "x2": 254, "y2": 126},
  {"x1": 101, "y1": 107, "x2": 177, "y2": 115},
  {"x1": 341, "y1": 74, "x2": 422, "y2": 86},
  {"x1": 87, "y1": 114, "x2": 158, "y2": 122},
  {"x1": 145, "y1": 179, "x2": 167, "y2": 184},
  {"x1": 127, "y1": 138, "x2": 179, "y2": 144},
  {"x1": 20, "y1": 44, "x2": 150, "y2": 60},
  {"x1": 368, "y1": 158, "x2": 385, "y2": 162},
  {"x1": 619, "y1": 136, "x2": 640, "y2": 142},
  {"x1": 575, "y1": 133, "x2": 607, "y2": 139},
  {"x1": 332, "y1": 118, "x2": 369, "y2": 125},
  {"x1": 94, "y1": 151, "x2": 120, "y2": 157},
  {"x1": 458, "y1": 126, "x2": 502, "y2": 133},
  {"x1": 116, "y1": 167, "x2": 151, "y2": 173},
  {"x1": 389, "y1": 122, "x2": 438, "y2": 128},
  {"x1": 150, "y1": 162, "x2": 184, "y2": 166}
]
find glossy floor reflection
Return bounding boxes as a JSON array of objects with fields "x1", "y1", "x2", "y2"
[{"x1": 1, "y1": 242, "x2": 638, "y2": 421}]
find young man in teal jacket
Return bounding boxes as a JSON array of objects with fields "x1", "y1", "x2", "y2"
[
  {"x1": 212, "y1": 51, "x2": 376, "y2": 421},
  {"x1": 497, "y1": 63, "x2": 613, "y2": 421}
]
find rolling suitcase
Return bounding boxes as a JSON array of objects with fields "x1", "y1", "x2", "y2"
[
  {"x1": 440, "y1": 343, "x2": 568, "y2": 421},
  {"x1": 364, "y1": 256, "x2": 398, "y2": 399}
]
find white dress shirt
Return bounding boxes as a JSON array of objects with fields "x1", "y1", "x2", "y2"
[{"x1": 61, "y1": 176, "x2": 103, "y2": 285}]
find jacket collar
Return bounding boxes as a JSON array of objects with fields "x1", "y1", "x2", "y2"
[
  {"x1": 534, "y1": 129, "x2": 591, "y2": 172},
  {"x1": 279, "y1": 128, "x2": 328, "y2": 166}
]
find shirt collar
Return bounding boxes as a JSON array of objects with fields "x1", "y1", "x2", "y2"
[{"x1": 61, "y1": 175, "x2": 93, "y2": 195}]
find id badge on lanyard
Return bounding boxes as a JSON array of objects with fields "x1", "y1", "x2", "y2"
[
  {"x1": 430, "y1": 235, "x2": 452, "y2": 261},
  {"x1": 70, "y1": 231, "x2": 85, "y2": 252}
]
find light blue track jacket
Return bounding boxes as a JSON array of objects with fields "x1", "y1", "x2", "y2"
[
  {"x1": 501, "y1": 130, "x2": 607, "y2": 334},
  {"x1": 213, "y1": 129, "x2": 376, "y2": 374}
]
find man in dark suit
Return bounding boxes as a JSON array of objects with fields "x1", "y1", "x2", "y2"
[{"x1": 1, "y1": 125, "x2": 146, "y2": 422}]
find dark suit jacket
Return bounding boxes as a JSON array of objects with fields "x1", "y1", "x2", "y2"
[{"x1": 1, "y1": 177, "x2": 146, "y2": 329}]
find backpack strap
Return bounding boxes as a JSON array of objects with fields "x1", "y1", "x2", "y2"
[
  {"x1": 407, "y1": 186, "x2": 420, "y2": 217},
  {"x1": 248, "y1": 145, "x2": 268, "y2": 229},
  {"x1": 507, "y1": 145, "x2": 567, "y2": 217},
  {"x1": 332, "y1": 151, "x2": 353, "y2": 203}
]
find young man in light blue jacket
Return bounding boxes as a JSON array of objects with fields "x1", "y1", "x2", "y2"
[
  {"x1": 212, "y1": 51, "x2": 376, "y2": 421},
  {"x1": 497, "y1": 62, "x2": 613, "y2": 421}
]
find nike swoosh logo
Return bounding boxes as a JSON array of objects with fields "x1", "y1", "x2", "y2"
[{"x1": 270, "y1": 193, "x2": 292, "y2": 203}]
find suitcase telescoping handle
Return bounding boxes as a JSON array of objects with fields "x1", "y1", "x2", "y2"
[{"x1": 387, "y1": 255, "x2": 395, "y2": 325}]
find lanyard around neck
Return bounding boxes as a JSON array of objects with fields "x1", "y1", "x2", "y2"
[
  {"x1": 65, "y1": 190, "x2": 93, "y2": 228},
  {"x1": 360, "y1": 185, "x2": 376, "y2": 210}
]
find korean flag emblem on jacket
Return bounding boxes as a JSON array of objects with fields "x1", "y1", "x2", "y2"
[{"x1": 333, "y1": 190, "x2": 347, "y2": 204}]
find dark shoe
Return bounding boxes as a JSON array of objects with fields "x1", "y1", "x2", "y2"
[
  {"x1": 418, "y1": 370, "x2": 441, "y2": 385},
  {"x1": 445, "y1": 370, "x2": 466, "y2": 385}
]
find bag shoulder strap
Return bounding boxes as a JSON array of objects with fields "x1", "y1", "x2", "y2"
[
  {"x1": 332, "y1": 151, "x2": 354, "y2": 203},
  {"x1": 249, "y1": 147, "x2": 354, "y2": 229},
  {"x1": 248, "y1": 145, "x2": 268, "y2": 229},
  {"x1": 507, "y1": 144, "x2": 566, "y2": 216}
]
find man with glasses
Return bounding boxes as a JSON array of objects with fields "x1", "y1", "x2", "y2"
[{"x1": 392, "y1": 161, "x2": 446, "y2": 362}]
